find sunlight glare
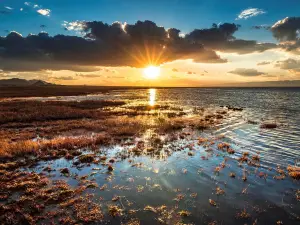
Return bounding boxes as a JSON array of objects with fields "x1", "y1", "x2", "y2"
[
  {"x1": 143, "y1": 66, "x2": 160, "y2": 79},
  {"x1": 149, "y1": 89, "x2": 156, "y2": 106}
]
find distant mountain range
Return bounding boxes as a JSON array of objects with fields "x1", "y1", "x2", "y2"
[{"x1": 0, "y1": 78, "x2": 54, "y2": 87}]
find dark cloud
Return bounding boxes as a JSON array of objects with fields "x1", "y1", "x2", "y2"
[
  {"x1": 0, "y1": 20, "x2": 277, "y2": 72},
  {"x1": 278, "y1": 40, "x2": 300, "y2": 55},
  {"x1": 257, "y1": 61, "x2": 271, "y2": 66},
  {"x1": 186, "y1": 23, "x2": 240, "y2": 44},
  {"x1": 185, "y1": 23, "x2": 275, "y2": 54},
  {"x1": 261, "y1": 74, "x2": 277, "y2": 78},
  {"x1": 275, "y1": 58, "x2": 300, "y2": 69},
  {"x1": 252, "y1": 25, "x2": 270, "y2": 30},
  {"x1": 172, "y1": 68, "x2": 178, "y2": 72},
  {"x1": 1, "y1": 59, "x2": 100, "y2": 72},
  {"x1": 271, "y1": 17, "x2": 300, "y2": 41},
  {"x1": 216, "y1": 40, "x2": 277, "y2": 54},
  {"x1": 274, "y1": 58, "x2": 300, "y2": 74},
  {"x1": 228, "y1": 68, "x2": 267, "y2": 76}
]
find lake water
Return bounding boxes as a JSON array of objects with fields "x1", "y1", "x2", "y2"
[
  {"x1": 114, "y1": 87, "x2": 300, "y2": 165},
  {"x1": 24, "y1": 87, "x2": 300, "y2": 224}
]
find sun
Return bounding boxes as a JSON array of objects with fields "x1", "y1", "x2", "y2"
[{"x1": 143, "y1": 66, "x2": 160, "y2": 79}]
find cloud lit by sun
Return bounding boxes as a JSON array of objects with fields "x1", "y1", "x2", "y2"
[{"x1": 143, "y1": 66, "x2": 161, "y2": 79}]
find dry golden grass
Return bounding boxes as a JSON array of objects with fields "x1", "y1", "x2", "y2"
[
  {"x1": 0, "y1": 140, "x2": 39, "y2": 157},
  {"x1": 0, "y1": 134, "x2": 111, "y2": 158},
  {"x1": 0, "y1": 100, "x2": 125, "y2": 124}
]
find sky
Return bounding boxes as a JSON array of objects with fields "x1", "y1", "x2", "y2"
[{"x1": 0, "y1": 0, "x2": 300, "y2": 86}]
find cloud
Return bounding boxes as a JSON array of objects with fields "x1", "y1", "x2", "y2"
[
  {"x1": 76, "y1": 74, "x2": 102, "y2": 78},
  {"x1": 275, "y1": 58, "x2": 300, "y2": 69},
  {"x1": 62, "y1": 21, "x2": 85, "y2": 31},
  {"x1": 0, "y1": 20, "x2": 277, "y2": 72},
  {"x1": 185, "y1": 23, "x2": 275, "y2": 54},
  {"x1": 4, "y1": 7, "x2": 13, "y2": 10},
  {"x1": 217, "y1": 40, "x2": 277, "y2": 54},
  {"x1": 271, "y1": 17, "x2": 300, "y2": 41},
  {"x1": 52, "y1": 76, "x2": 75, "y2": 81},
  {"x1": 236, "y1": 8, "x2": 266, "y2": 20},
  {"x1": 105, "y1": 75, "x2": 124, "y2": 79},
  {"x1": 257, "y1": 61, "x2": 271, "y2": 66},
  {"x1": 76, "y1": 71, "x2": 103, "y2": 78},
  {"x1": 37, "y1": 9, "x2": 51, "y2": 16},
  {"x1": 228, "y1": 68, "x2": 267, "y2": 76},
  {"x1": 172, "y1": 68, "x2": 178, "y2": 72},
  {"x1": 186, "y1": 71, "x2": 196, "y2": 75},
  {"x1": 252, "y1": 25, "x2": 270, "y2": 30},
  {"x1": 186, "y1": 23, "x2": 240, "y2": 45},
  {"x1": 261, "y1": 74, "x2": 277, "y2": 78},
  {"x1": 274, "y1": 58, "x2": 300, "y2": 74},
  {"x1": 23, "y1": 2, "x2": 51, "y2": 17}
]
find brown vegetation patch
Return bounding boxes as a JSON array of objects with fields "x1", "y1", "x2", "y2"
[{"x1": 287, "y1": 165, "x2": 300, "y2": 180}]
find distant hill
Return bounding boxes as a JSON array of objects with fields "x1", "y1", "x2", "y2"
[{"x1": 0, "y1": 78, "x2": 54, "y2": 87}]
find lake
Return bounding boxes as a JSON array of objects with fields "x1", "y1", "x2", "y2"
[{"x1": 15, "y1": 87, "x2": 299, "y2": 224}]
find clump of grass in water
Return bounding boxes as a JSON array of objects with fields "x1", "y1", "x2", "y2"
[
  {"x1": 78, "y1": 154, "x2": 95, "y2": 163},
  {"x1": 287, "y1": 165, "x2": 300, "y2": 180}
]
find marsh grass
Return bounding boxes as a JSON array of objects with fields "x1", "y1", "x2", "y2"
[
  {"x1": 0, "y1": 134, "x2": 111, "y2": 158},
  {"x1": 0, "y1": 99, "x2": 226, "y2": 172},
  {"x1": 0, "y1": 140, "x2": 39, "y2": 158},
  {"x1": 287, "y1": 165, "x2": 300, "y2": 179},
  {"x1": 0, "y1": 169, "x2": 104, "y2": 224},
  {"x1": 0, "y1": 100, "x2": 125, "y2": 124}
]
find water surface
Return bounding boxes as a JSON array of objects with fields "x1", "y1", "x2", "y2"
[{"x1": 17, "y1": 87, "x2": 300, "y2": 224}]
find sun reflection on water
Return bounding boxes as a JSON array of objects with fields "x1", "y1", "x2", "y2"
[{"x1": 149, "y1": 89, "x2": 156, "y2": 106}]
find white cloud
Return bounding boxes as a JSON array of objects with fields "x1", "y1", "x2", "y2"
[
  {"x1": 62, "y1": 21, "x2": 85, "y2": 32},
  {"x1": 4, "y1": 6, "x2": 13, "y2": 10},
  {"x1": 236, "y1": 8, "x2": 266, "y2": 20},
  {"x1": 37, "y1": 8, "x2": 51, "y2": 17},
  {"x1": 23, "y1": 2, "x2": 51, "y2": 17}
]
